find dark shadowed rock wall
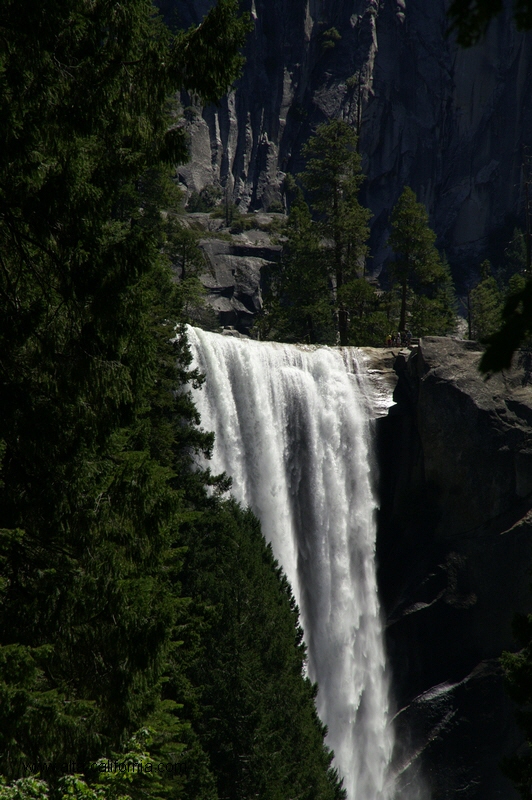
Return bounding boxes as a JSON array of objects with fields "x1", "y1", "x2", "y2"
[
  {"x1": 377, "y1": 338, "x2": 532, "y2": 799},
  {"x1": 161, "y1": 0, "x2": 532, "y2": 277}
]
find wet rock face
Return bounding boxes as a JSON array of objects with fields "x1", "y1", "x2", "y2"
[
  {"x1": 162, "y1": 0, "x2": 532, "y2": 276},
  {"x1": 377, "y1": 338, "x2": 532, "y2": 799}
]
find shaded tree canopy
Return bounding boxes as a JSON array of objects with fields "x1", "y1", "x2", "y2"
[
  {"x1": 388, "y1": 187, "x2": 456, "y2": 336},
  {"x1": 0, "y1": 0, "x2": 249, "y2": 779},
  {"x1": 0, "y1": 5, "x2": 348, "y2": 800},
  {"x1": 258, "y1": 121, "x2": 375, "y2": 346},
  {"x1": 448, "y1": 0, "x2": 532, "y2": 46},
  {"x1": 302, "y1": 119, "x2": 371, "y2": 345},
  {"x1": 257, "y1": 191, "x2": 335, "y2": 344},
  {"x1": 479, "y1": 283, "x2": 532, "y2": 372},
  {"x1": 469, "y1": 260, "x2": 503, "y2": 341}
]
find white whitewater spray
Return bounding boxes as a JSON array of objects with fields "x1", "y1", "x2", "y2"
[{"x1": 187, "y1": 327, "x2": 394, "y2": 800}]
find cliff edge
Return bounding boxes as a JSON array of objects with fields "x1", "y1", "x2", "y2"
[{"x1": 377, "y1": 337, "x2": 532, "y2": 799}]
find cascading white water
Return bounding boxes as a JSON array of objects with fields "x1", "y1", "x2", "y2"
[{"x1": 187, "y1": 326, "x2": 394, "y2": 800}]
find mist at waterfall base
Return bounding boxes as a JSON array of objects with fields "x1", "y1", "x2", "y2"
[{"x1": 187, "y1": 326, "x2": 394, "y2": 800}]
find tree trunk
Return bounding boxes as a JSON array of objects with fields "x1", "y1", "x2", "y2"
[
  {"x1": 399, "y1": 279, "x2": 407, "y2": 332},
  {"x1": 339, "y1": 306, "x2": 348, "y2": 346},
  {"x1": 306, "y1": 314, "x2": 315, "y2": 345}
]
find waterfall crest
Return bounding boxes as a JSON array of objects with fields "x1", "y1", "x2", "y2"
[{"x1": 187, "y1": 327, "x2": 393, "y2": 800}]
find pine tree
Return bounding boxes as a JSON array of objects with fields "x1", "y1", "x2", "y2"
[
  {"x1": 301, "y1": 120, "x2": 371, "y2": 345},
  {"x1": 504, "y1": 228, "x2": 529, "y2": 281},
  {"x1": 175, "y1": 499, "x2": 347, "y2": 800},
  {"x1": 258, "y1": 192, "x2": 335, "y2": 344},
  {"x1": 0, "y1": 5, "x2": 349, "y2": 799},
  {"x1": 259, "y1": 121, "x2": 378, "y2": 345},
  {"x1": 164, "y1": 212, "x2": 211, "y2": 324},
  {"x1": 337, "y1": 278, "x2": 390, "y2": 346},
  {"x1": 0, "y1": 0, "x2": 250, "y2": 782},
  {"x1": 388, "y1": 186, "x2": 456, "y2": 335},
  {"x1": 469, "y1": 260, "x2": 503, "y2": 341}
]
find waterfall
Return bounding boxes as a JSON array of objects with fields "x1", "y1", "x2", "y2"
[{"x1": 187, "y1": 326, "x2": 394, "y2": 800}]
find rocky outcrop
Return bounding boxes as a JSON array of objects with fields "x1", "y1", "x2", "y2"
[
  {"x1": 199, "y1": 237, "x2": 280, "y2": 331},
  {"x1": 357, "y1": 345, "x2": 401, "y2": 417},
  {"x1": 183, "y1": 212, "x2": 281, "y2": 331},
  {"x1": 164, "y1": 0, "x2": 532, "y2": 277},
  {"x1": 377, "y1": 338, "x2": 532, "y2": 799}
]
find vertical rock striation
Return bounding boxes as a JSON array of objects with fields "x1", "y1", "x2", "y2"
[{"x1": 165, "y1": 0, "x2": 532, "y2": 275}]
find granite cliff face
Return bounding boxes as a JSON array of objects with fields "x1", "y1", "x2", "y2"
[
  {"x1": 377, "y1": 339, "x2": 532, "y2": 800},
  {"x1": 165, "y1": 0, "x2": 532, "y2": 277},
  {"x1": 179, "y1": 212, "x2": 281, "y2": 331}
]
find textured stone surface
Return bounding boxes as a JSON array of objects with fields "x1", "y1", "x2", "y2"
[
  {"x1": 198, "y1": 237, "x2": 281, "y2": 331},
  {"x1": 400, "y1": 337, "x2": 532, "y2": 538},
  {"x1": 161, "y1": 0, "x2": 532, "y2": 277},
  {"x1": 357, "y1": 345, "x2": 402, "y2": 417},
  {"x1": 377, "y1": 338, "x2": 532, "y2": 799}
]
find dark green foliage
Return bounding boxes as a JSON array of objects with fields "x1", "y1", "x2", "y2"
[
  {"x1": 186, "y1": 185, "x2": 223, "y2": 213},
  {"x1": 257, "y1": 193, "x2": 335, "y2": 344},
  {"x1": 171, "y1": 1, "x2": 252, "y2": 106},
  {"x1": 469, "y1": 260, "x2": 503, "y2": 341},
  {"x1": 259, "y1": 120, "x2": 375, "y2": 345},
  {"x1": 89, "y1": 708, "x2": 218, "y2": 800},
  {"x1": 501, "y1": 611, "x2": 532, "y2": 797},
  {"x1": 168, "y1": 222, "x2": 205, "y2": 281},
  {"x1": 165, "y1": 220, "x2": 210, "y2": 324},
  {"x1": 266, "y1": 199, "x2": 285, "y2": 213},
  {"x1": 0, "y1": 6, "x2": 346, "y2": 800},
  {"x1": 322, "y1": 27, "x2": 342, "y2": 50},
  {"x1": 479, "y1": 281, "x2": 532, "y2": 371},
  {"x1": 480, "y1": 235, "x2": 532, "y2": 372},
  {"x1": 0, "y1": 0, "x2": 248, "y2": 783},
  {"x1": 388, "y1": 187, "x2": 456, "y2": 335},
  {"x1": 0, "y1": 266, "x2": 201, "y2": 770},
  {"x1": 338, "y1": 279, "x2": 390, "y2": 346},
  {"x1": 174, "y1": 499, "x2": 346, "y2": 800},
  {"x1": 502, "y1": 228, "x2": 529, "y2": 283},
  {"x1": 480, "y1": 232, "x2": 532, "y2": 371},
  {"x1": 229, "y1": 213, "x2": 256, "y2": 234},
  {"x1": 302, "y1": 120, "x2": 371, "y2": 344},
  {"x1": 448, "y1": 0, "x2": 532, "y2": 46},
  {"x1": 508, "y1": 272, "x2": 528, "y2": 299}
]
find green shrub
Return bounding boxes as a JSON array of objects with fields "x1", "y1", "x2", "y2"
[{"x1": 186, "y1": 184, "x2": 222, "y2": 212}]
